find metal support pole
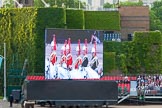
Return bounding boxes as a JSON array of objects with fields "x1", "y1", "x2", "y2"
[{"x1": 3, "y1": 43, "x2": 7, "y2": 101}]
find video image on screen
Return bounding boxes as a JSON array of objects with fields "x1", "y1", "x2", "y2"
[{"x1": 45, "y1": 29, "x2": 103, "y2": 79}]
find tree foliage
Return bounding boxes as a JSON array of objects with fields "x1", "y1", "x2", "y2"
[
  {"x1": 1, "y1": 0, "x2": 15, "y2": 8},
  {"x1": 34, "y1": 0, "x2": 86, "y2": 9},
  {"x1": 103, "y1": 2, "x2": 113, "y2": 8},
  {"x1": 150, "y1": 0, "x2": 162, "y2": 31},
  {"x1": 120, "y1": 1, "x2": 143, "y2": 6}
]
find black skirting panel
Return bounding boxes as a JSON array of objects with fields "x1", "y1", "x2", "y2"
[{"x1": 24, "y1": 80, "x2": 118, "y2": 105}]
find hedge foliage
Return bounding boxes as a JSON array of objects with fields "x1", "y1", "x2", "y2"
[
  {"x1": 34, "y1": 8, "x2": 65, "y2": 74},
  {"x1": 104, "y1": 31, "x2": 162, "y2": 74},
  {"x1": 103, "y1": 52, "x2": 116, "y2": 74},
  {"x1": 0, "y1": 8, "x2": 37, "y2": 74},
  {"x1": 84, "y1": 11, "x2": 120, "y2": 30},
  {"x1": 133, "y1": 31, "x2": 162, "y2": 44},
  {"x1": 66, "y1": 9, "x2": 84, "y2": 29},
  {"x1": 0, "y1": 8, "x2": 66, "y2": 76}
]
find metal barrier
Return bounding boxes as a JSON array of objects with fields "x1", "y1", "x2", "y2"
[{"x1": 104, "y1": 33, "x2": 121, "y2": 42}]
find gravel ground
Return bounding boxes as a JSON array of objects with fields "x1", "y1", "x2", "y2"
[{"x1": 1, "y1": 100, "x2": 162, "y2": 108}]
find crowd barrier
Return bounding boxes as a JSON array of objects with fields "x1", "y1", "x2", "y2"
[{"x1": 104, "y1": 33, "x2": 121, "y2": 41}]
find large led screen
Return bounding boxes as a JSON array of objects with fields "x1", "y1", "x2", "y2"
[{"x1": 45, "y1": 29, "x2": 103, "y2": 79}]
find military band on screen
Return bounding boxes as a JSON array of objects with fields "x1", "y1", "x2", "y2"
[{"x1": 45, "y1": 33, "x2": 103, "y2": 79}]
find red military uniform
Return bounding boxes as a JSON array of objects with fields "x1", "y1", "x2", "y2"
[
  {"x1": 74, "y1": 56, "x2": 82, "y2": 69},
  {"x1": 60, "y1": 44, "x2": 67, "y2": 67},
  {"x1": 50, "y1": 34, "x2": 57, "y2": 65},
  {"x1": 60, "y1": 54, "x2": 66, "y2": 64},
  {"x1": 74, "y1": 41, "x2": 82, "y2": 69},
  {"x1": 66, "y1": 53, "x2": 73, "y2": 68},
  {"x1": 66, "y1": 41, "x2": 73, "y2": 69},
  {"x1": 50, "y1": 51, "x2": 57, "y2": 65}
]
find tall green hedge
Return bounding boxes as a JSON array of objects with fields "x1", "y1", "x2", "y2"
[
  {"x1": 104, "y1": 31, "x2": 162, "y2": 74},
  {"x1": 84, "y1": 11, "x2": 120, "y2": 30},
  {"x1": 133, "y1": 31, "x2": 162, "y2": 74},
  {"x1": 34, "y1": 8, "x2": 65, "y2": 74},
  {"x1": 104, "y1": 41, "x2": 123, "y2": 53},
  {"x1": 0, "y1": 7, "x2": 66, "y2": 75},
  {"x1": 0, "y1": 8, "x2": 37, "y2": 74},
  {"x1": 133, "y1": 31, "x2": 162, "y2": 44},
  {"x1": 103, "y1": 52, "x2": 116, "y2": 74},
  {"x1": 66, "y1": 9, "x2": 84, "y2": 29}
]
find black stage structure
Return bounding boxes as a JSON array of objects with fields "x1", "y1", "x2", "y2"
[{"x1": 23, "y1": 80, "x2": 118, "y2": 106}]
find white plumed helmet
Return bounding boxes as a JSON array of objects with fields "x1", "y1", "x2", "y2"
[
  {"x1": 66, "y1": 44, "x2": 69, "y2": 50},
  {"x1": 51, "y1": 51, "x2": 56, "y2": 55},
  {"x1": 91, "y1": 47, "x2": 95, "y2": 53},
  {"x1": 61, "y1": 45, "x2": 65, "y2": 51},
  {"x1": 76, "y1": 46, "x2": 79, "y2": 51},
  {"x1": 82, "y1": 45, "x2": 86, "y2": 51}
]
